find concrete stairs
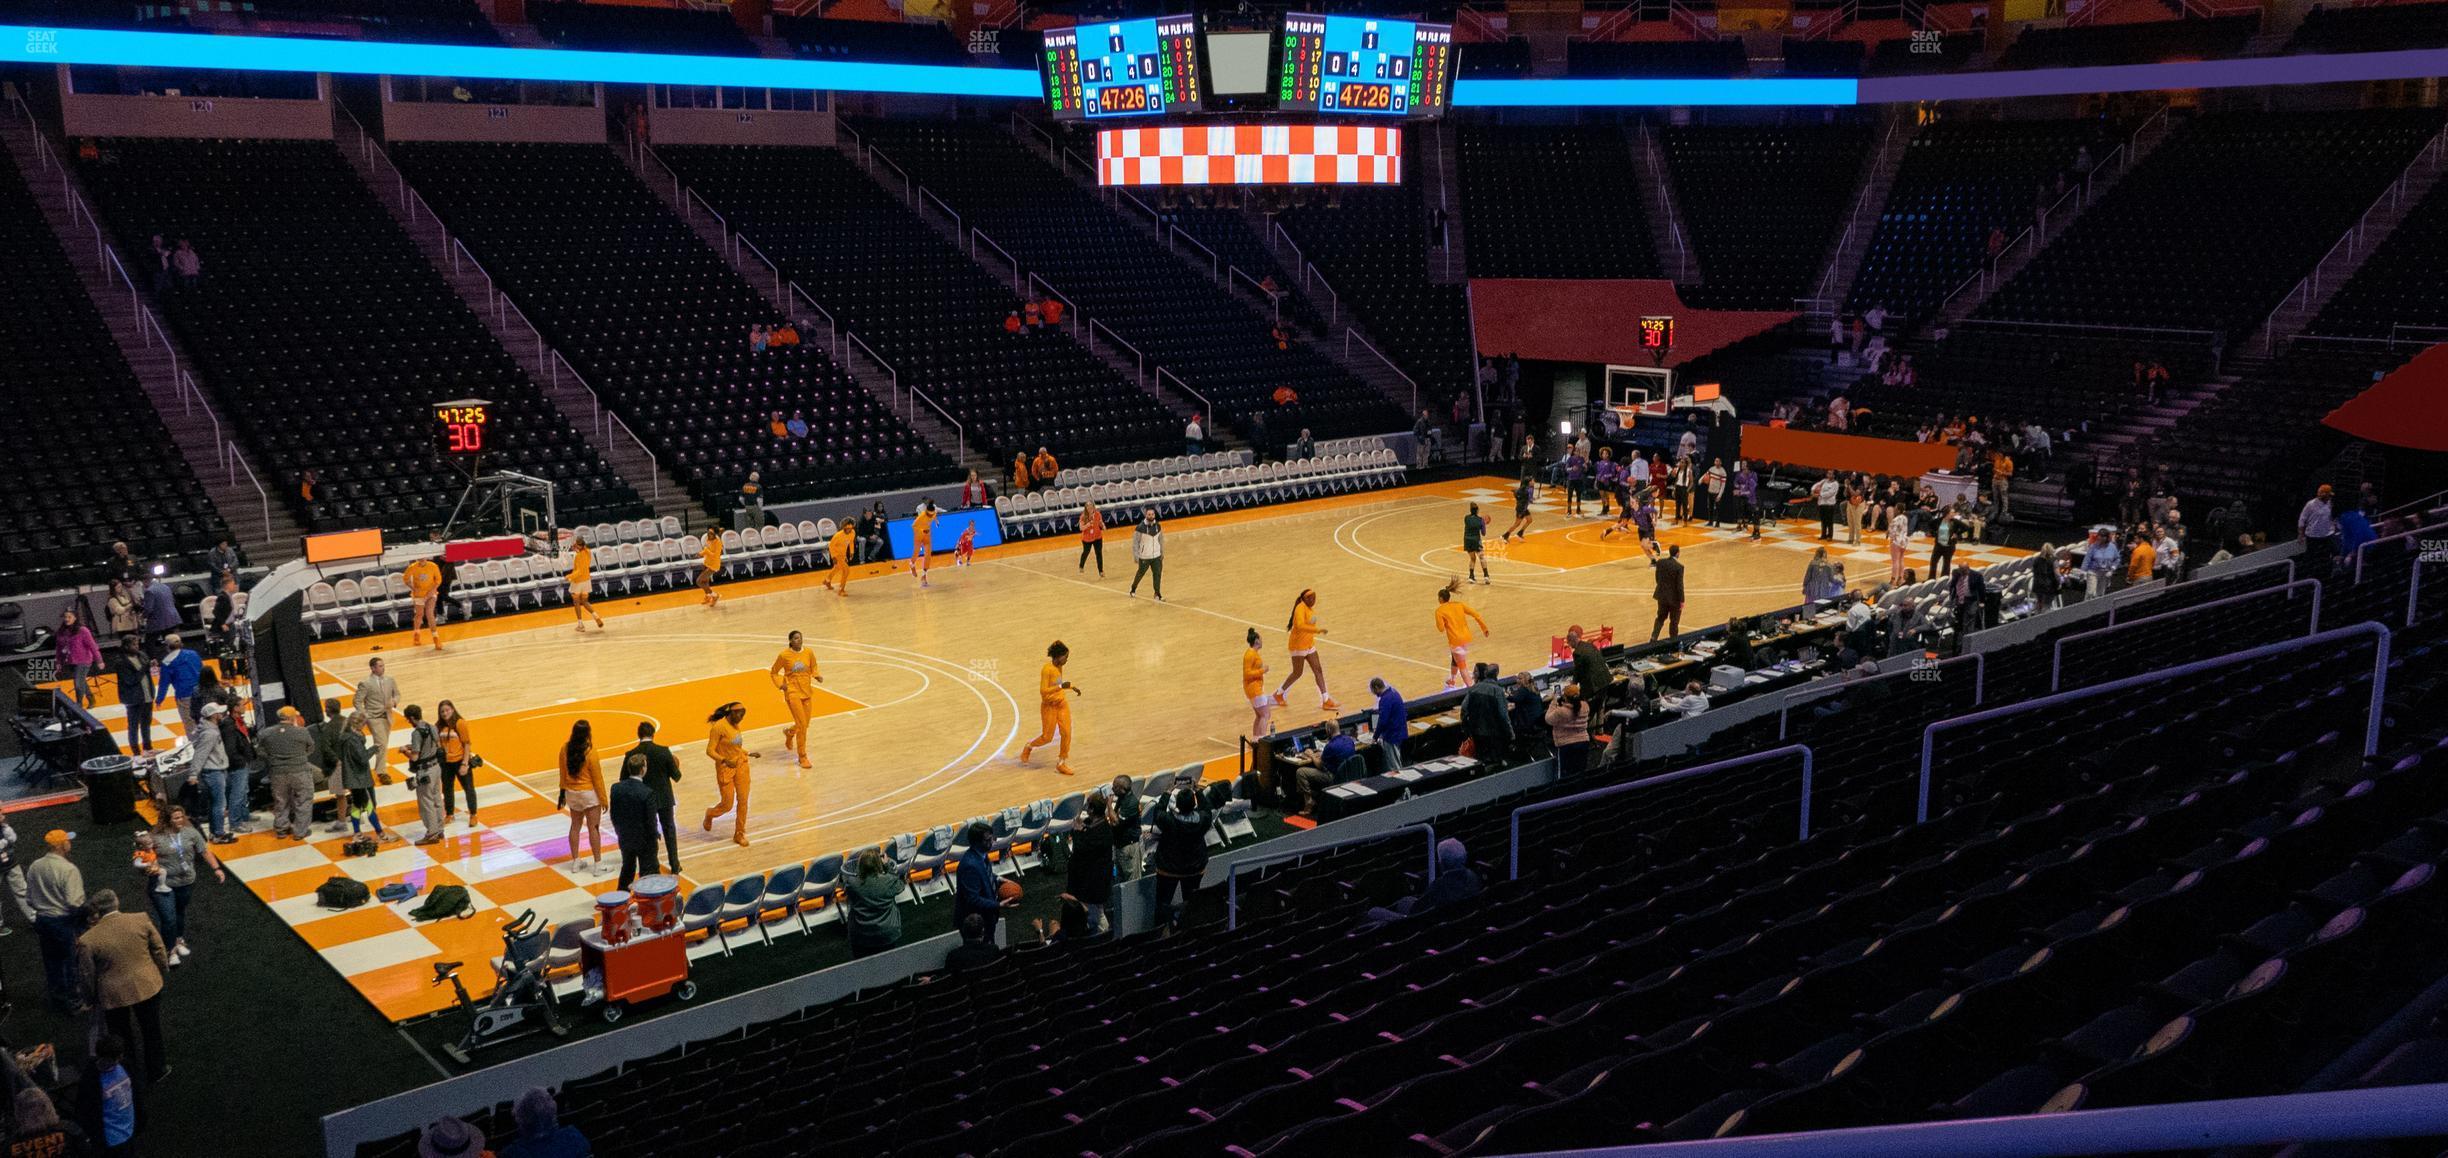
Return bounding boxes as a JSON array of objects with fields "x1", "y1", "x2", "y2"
[
  {"x1": 1933, "y1": 105, "x2": 2181, "y2": 330},
  {"x1": 2015, "y1": 374, "x2": 2235, "y2": 524},
  {"x1": 2247, "y1": 121, "x2": 2448, "y2": 357},
  {"x1": 1423, "y1": 118, "x2": 1467, "y2": 286},
  {"x1": 1812, "y1": 112, "x2": 1918, "y2": 316},
  {"x1": 1630, "y1": 121, "x2": 1698, "y2": 285},
  {"x1": 331, "y1": 111, "x2": 701, "y2": 526},
  {"x1": 0, "y1": 107, "x2": 303, "y2": 564},
  {"x1": 621, "y1": 133, "x2": 1002, "y2": 479}
]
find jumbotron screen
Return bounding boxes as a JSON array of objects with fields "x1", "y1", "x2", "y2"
[
  {"x1": 1278, "y1": 13, "x2": 1455, "y2": 118},
  {"x1": 1039, "y1": 15, "x2": 1205, "y2": 121}
]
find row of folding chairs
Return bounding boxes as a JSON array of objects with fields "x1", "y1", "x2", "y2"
[
  {"x1": 1000, "y1": 449, "x2": 1406, "y2": 539},
  {"x1": 1057, "y1": 449, "x2": 1251, "y2": 489}
]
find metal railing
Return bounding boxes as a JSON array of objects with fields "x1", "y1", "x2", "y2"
[
  {"x1": 907, "y1": 385, "x2": 966, "y2": 462},
  {"x1": 1229, "y1": 265, "x2": 1279, "y2": 325},
  {"x1": 1090, "y1": 318, "x2": 1146, "y2": 387},
  {"x1": 1308, "y1": 265, "x2": 1340, "y2": 326},
  {"x1": 1345, "y1": 329, "x2": 1418, "y2": 413},
  {"x1": 1510, "y1": 746, "x2": 1817, "y2": 879},
  {"x1": 1170, "y1": 225, "x2": 1221, "y2": 282},
  {"x1": 919, "y1": 186, "x2": 963, "y2": 237},
  {"x1": 2049, "y1": 578, "x2": 2323, "y2": 691},
  {"x1": 1227, "y1": 823, "x2": 1437, "y2": 930},
  {"x1": 685, "y1": 187, "x2": 737, "y2": 262},
  {"x1": 1157, "y1": 366, "x2": 1213, "y2": 419},
  {"x1": 1813, "y1": 115, "x2": 1903, "y2": 302},
  {"x1": 971, "y1": 228, "x2": 1024, "y2": 294},
  {"x1": 1918, "y1": 623, "x2": 2390, "y2": 824},
  {"x1": 226, "y1": 441, "x2": 270, "y2": 541},
  {"x1": 870, "y1": 148, "x2": 914, "y2": 204},
  {"x1": 1935, "y1": 104, "x2": 2169, "y2": 321},
  {"x1": 849, "y1": 331, "x2": 899, "y2": 407},
  {"x1": 1026, "y1": 273, "x2": 1082, "y2": 338},
  {"x1": 1638, "y1": 121, "x2": 1692, "y2": 283},
  {"x1": 2357, "y1": 516, "x2": 2448, "y2": 583},
  {"x1": 738, "y1": 234, "x2": 786, "y2": 302},
  {"x1": 2261, "y1": 119, "x2": 2448, "y2": 353},
  {"x1": 606, "y1": 412, "x2": 659, "y2": 503},
  {"x1": 787, "y1": 281, "x2": 843, "y2": 361},
  {"x1": 1541, "y1": 1082, "x2": 2448, "y2": 1158}
]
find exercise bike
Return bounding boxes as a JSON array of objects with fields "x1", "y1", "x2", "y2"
[{"x1": 432, "y1": 909, "x2": 568, "y2": 1065}]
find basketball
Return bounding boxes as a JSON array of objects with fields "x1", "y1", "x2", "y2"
[{"x1": 997, "y1": 880, "x2": 1023, "y2": 904}]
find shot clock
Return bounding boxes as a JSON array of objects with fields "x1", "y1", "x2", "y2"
[{"x1": 435, "y1": 398, "x2": 493, "y2": 459}]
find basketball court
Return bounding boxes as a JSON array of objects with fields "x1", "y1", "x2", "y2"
[{"x1": 76, "y1": 476, "x2": 2027, "y2": 1021}]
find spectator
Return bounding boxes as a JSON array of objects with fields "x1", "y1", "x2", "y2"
[
  {"x1": 1804, "y1": 546, "x2": 1844, "y2": 602},
  {"x1": 1662, "y1": 679, "x2": 1712, "y2": 718},
  {"x1": 959, "y1": 469, "x2": 989, "y2": 509},
  {"x1": 1363, "y1": 838, "x2": 1483, "y2": 925},
  {"x1": 415, "y1": 1116, "x2": 485, "y2": 1158},
  {"x1": 2299, "y1": 484, "x2": 2339, "y2": 572},
  {"x1": 1002, "y1": 310, "x2": 1022, "y2": 335},
  {"x1": 1066, "y1": 790, "x2": 1115, "y2": 934},
  {"x1": 740, "y1": 471, "x2": 763, "y2": 522},
  {"x1": 1812, "y1": 472, "x2": 1841, "y2": 540},
  {"x1": 857, "y1": 503, "x2": 889, "y2": 565},
  {"x1": 300, "y1": 468, "x2": 320, "y2": 504},
  {"x1": 1077, "y1": 500, "x2": 1105, "y2": 577},
  {"x1": 28, "y1": 832, "x2": 84, "y2": 1013},
  {"x1": 435, "y1": 700, "x2": 476, "y2": 829},
  {"x1": 109, "y1": 637, "x2": 155, "y2": 755},
  {"x1": 191, "y1": 701, "x2": 236, "y2": 842},
  {"x1": 148, "y1": 234, "x2": 171, "y2": 293},
  {"x1": 1109, "y1": 775, "x2": 1144, "y2": 881},
  {"x1": 205, "y1": 538, "x2": 240, "y2": 582},
  {"x1": 952, "y1": 821, "x2": 1007, "y2": 946},
  {"x1": 500, "y1": 1087, "x2": 591, "y2": 1158},
  {"x1": 749, "y1": 324, "x2": 768, "y2": 352},
  {"x1": 1545, "y1": 684, "x2": 1593, "y2": 778},
  {"x1": 0, "y1": 818, "x2": 27, "y2": 935},
  {"x1": 78, "y1": 889, "x2": 169, "y2": 1085},
  {"x1": 79, "y1": 1035, "x2": 138, "y2": 1156},
  {"x1": 54, "y1": 609, "x2": 101, "y2": 710},
  {"x1": 1930, "y1": 507, "x2": 1962, "y2": 578},
  {"x1": 2126, "y1": 526, "x2": 2157, "y2": 585},
  {"x1": 260, "y1": 695, "x2": 315, "y2": 837},
  {"x1": 2081, "y1": 528, "x2": 2123, "y2": 594},
  {"x1": 1412, "y1": 409, "x2": 1434, "y2": 468},
  {"x1": 1127, "y1": 511, "x2": 1163, "y2": 600},
  {"x1": 355, "y1": 656, "x2": 400, "y2": 777},
  {"x1": 1151, "y1": 788, "x2": 1211, "y2": 933},
  {"x1": 1278, "y1": 385, "x2": 1302, "y2": 409},
  {"x1": 153, "y1": 634, "x2": 202, "y2": 740},
  {"x1": 170, "y1": 238, "x2": 201, "y2": 289},
  {"x1": 336, "y1": 711, "x2": 390, "y2": 844},
  {"x1": 1011, "y1": 452, "x2": 1031, "y2": 493},
  {"x1": 844, "y1": 847, "x2": 905, "y2": 959},
  {"x1": 105, "y1": 580, "x2": 141, "y2": 639},
  {"x1": 1184, "y1": 413, "x2": 1203, "y2": 457},
  {"x1": 786, "y1": 411, "x2": 808, "y2": 439},
  {"x1": 1281, "y1": 721, "x2": 1350, "y2": 817},
  {"x1": 1031, "y1": 447, "x2": 1060, "y2": 489},
  {"x1": 10, "y1": 1087, "x2": 88, "y2": 1156},
  {"x1": 1460, "y1": 663, "x2": 1513, "y2": 766},
  {"x1": 139, "y1": 579, "x2": 180, "y2": 651},
  {"x1": 944, "y1": 913, "x2": 1000, "y2": 972},
  {"x1": 1292, "y1": 429, "x2": 1316, "y2": 460},
  {"x1": 771, "y1": 321, "x2": 799, "y2": 348},
  {"x1": 608, "y1": 753, "x2": 659, "y2": 889},
  {"x1": 1369, "y1": 677, "x2": 1407, "y2": 770},
  {"x1": 769, "y1": 411, "x2": 790, "y2": 439},
  {"x1": 1041, "y1": 297, "x2": 1064, "y2": 327}
]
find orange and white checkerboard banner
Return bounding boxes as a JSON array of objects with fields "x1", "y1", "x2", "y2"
[{"x1": 1097, "y1": 124, "x2": 1404, "y2": 186}]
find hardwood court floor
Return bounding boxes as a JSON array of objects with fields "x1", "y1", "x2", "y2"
[{"x1": 225, "y1": 476, "x2": 2025, "y2": 1020}]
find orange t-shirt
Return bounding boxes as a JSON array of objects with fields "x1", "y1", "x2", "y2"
[
  {"x1": 1435, "y1": 601, "x2": 1488, "y2": 648},
  {"x1": 1080, "y1": 506, "x2": 1104, "y2": 543},
  {"x1": 403, "y1": 559, "x2": 441, "y2": 598}
]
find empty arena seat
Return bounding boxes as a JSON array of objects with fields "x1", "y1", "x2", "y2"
[
  {"x1": 1275, "y1": 161, "x2": 1475, "y2": 406},
  {"x1": 1458, "y1": 124, "x2": 1662, "y2": 280},
  {"x1": 1663, "y1": 122, "x2": 1873, "y2": 309},
  {"x1": 1848, "y1": 118, "x2": 2108, "y2": 323}
]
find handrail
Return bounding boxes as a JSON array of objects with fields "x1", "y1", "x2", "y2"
[
  {"x1": 1229, "y1": 265, "x2": 1278, "y2": 325},
  {"x1": 1156, "y1": 366, "x2": 1213, "y2": 420},
  {"x1": 1917, "y1": 623, "x2": 2390, "y2": 824},
  {"x1": 1170, "y1": 225, "x2": 1221, "y2": 282},
  {"x1": 1064, "y1": 147, "x2": 1098, "y2": 180},
  {"x1": 1637, "y1": 121, "x2": 1691, "y2": 283},
  {"x1": 849, "y1": 331, "x2": 898, "y2": 407},
  {"x1": 2375, "y1": 484, "x2": 2448, "y2": 523},
  {"x1": 684, "y1": 187, "x2": 736, "y2": 261},
  {"x1": 907, "y1": 384, "x2": 966, "y2": 462},
  {"x1": 1959, "y1": 316, "x2": 2219, "y2": 344},
  {"x1": 869, "y1": 148, "x2": 913, "y2": 204},
  {"x1": 2261, "y1": 120, "x2": 2448, "y2": 354},
  {"x1": 971, "y1": 228, "x2": 1023, "y2": 294},
  {"x1": 1227, "y1": 823, "x2": 1436, "y2": 930},
  {"x1": 1090, "y1": 318, "x2": 1146, "y2": 386},
  {"x1": 1025, "y1": 273, "x2": 1082, "y2": 337},
  {"x1": 1815, "y1": 114, "x2": 1900, "y2": 301},
  {"x1": 1308, "y1": 265, "x2": 1340, "y2": 326},
  {"x1": 2050, "y1": 578, "x2": 2323, "y2": 691},
  {"x1": 787, "y1": 281, "x2": 842, "y2": 361},
  {"x1": 547, "y1": 348, "x2": 603, "y2": 433},
  {"x1": 1938, "y1": 106, "x2": 2164, "y2": 321},
  {"x1": 2357, "y1": 516, "x2": 2448, "y2": 583},
  {"x1": 1270, "y1": 221, "x2": 1306, "y2": 274},
  {"x1": 1008, "y1": 109, "x2": 1057, "y2": 156},
  {"x1": 835, "y1": 119, "x2": 864, "y2": 162},
  {"x1": 918, "y1": 186, "x2": 963, "y2": 237},
  {"x1": 1115, "y1": 185, "x2": 1161, "y2": 226},
  {"x1": 226, "y1": 441, "x2": 271, "y2": 542},
  {"x1": 1344, "y1": 328, "x2": 1419, "y2": 414},
  {"x1": 737, "y1": 234, "x2": 785, "y2": 302},
  {"x1": 1510, "y1": 746, "x2": 1816, "y2": 879},
  {"x1": 607, "y1": 412, "x2": 659, "y2": 503},
  {"x1": 1778, "y1": 653, "x2": 1983, "y2": 740},
  {"x1": 1546, "y1": 1082, "x2": 2448, "y2": 1158}
]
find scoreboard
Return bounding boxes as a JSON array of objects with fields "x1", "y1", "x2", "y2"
[
  {"x1": 1278, "y1": 13, "x2": 1454, "y2": 118},
  {"x1": 1039, "y1": 15, "x2": 1204, "y2": 121}
]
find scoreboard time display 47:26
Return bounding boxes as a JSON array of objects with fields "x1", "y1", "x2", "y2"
[
  {"x1": 1041, "y1": 15, "x2": 1203, "y2": 120},
  {"x1": 1279, "y1": 13, "x2": 1453, "y2": 116}
]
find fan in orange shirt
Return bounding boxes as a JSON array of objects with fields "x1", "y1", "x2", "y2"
[
  {"x1": 403, "y1": 556, "x2": 444, "y2": 650},
  {"x1": 567, "y1": 535, "x2": 605, "y2": 632},
  {"x1": 770, "y1": 630, "x2": 821, "y2": 769},
  {"x1": 698, "y1": 531, "x2": 724, "y2": 608},
  {"x1": 702, "y1": 701, "x2": 757, "y2": 847},
  {"x1": 1241, "y1": 628, "x2": 1272, "y2": 740},
  {"x1": 1272, "y1": 588, "x2": 1338, "y2": 711},
  {"x1": 1434, "y1": 580, "x2": 1491, "y2": 690},
  {"x1": 822, "y1": 521, "x2": 855, "y2": 597},
  {"x1": 1018, "y1": 640, "x2": 1080, "y2": 776}
]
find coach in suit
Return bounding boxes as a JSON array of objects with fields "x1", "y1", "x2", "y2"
[
  {"x1": 625, "y1": 721, "x2": 684, "y2": 874},
  {"x1": 608, "y1": 759, "x2": 661, "y2": 889},
  {"x1": 78, "y1": 890, "x2": 170, "y2": 1084},
  {"x1": 1649, "y1": 546, "x2": 1686, "y2": 642}
]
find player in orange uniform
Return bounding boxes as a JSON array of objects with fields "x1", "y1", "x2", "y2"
[
  {"x1": 822, "y1": 521, "x2": 855, "y2": 597},
  {"x1": 1434, "y1": 580, "x2": 1492, "y2": 690},
  {"x1": 702, "y1": 701, "x2": 756, "y2": 847},
  {"x1": 1242, "y1": 628, "x2": 1272, "y2": 739},
  {"x1": 770, "y1": 630, "x2": 821, "y2": 769},
  {"x1": 404, "y1": 556, "x2": 444, "y2": 650},
  {"x1": 1272, "y1": 589, "x2": 1338, "y2": 711},
  {"x1": 1019, "y1": 640, "x2": 1080, "y2": 776},
  {"x1": 567, "y1": 534, "x2": 605, "y2": 632},
  {"x1": 697, "y1": 531, "x2": 724, "y2": 608},
  {"x1": 911, "y1": 499, "x2": 939, "y2": 588}
]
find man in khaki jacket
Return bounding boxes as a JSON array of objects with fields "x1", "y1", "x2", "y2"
[{"x1": 78, "y1": 890, "x2": 170, "y2": 1083}]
